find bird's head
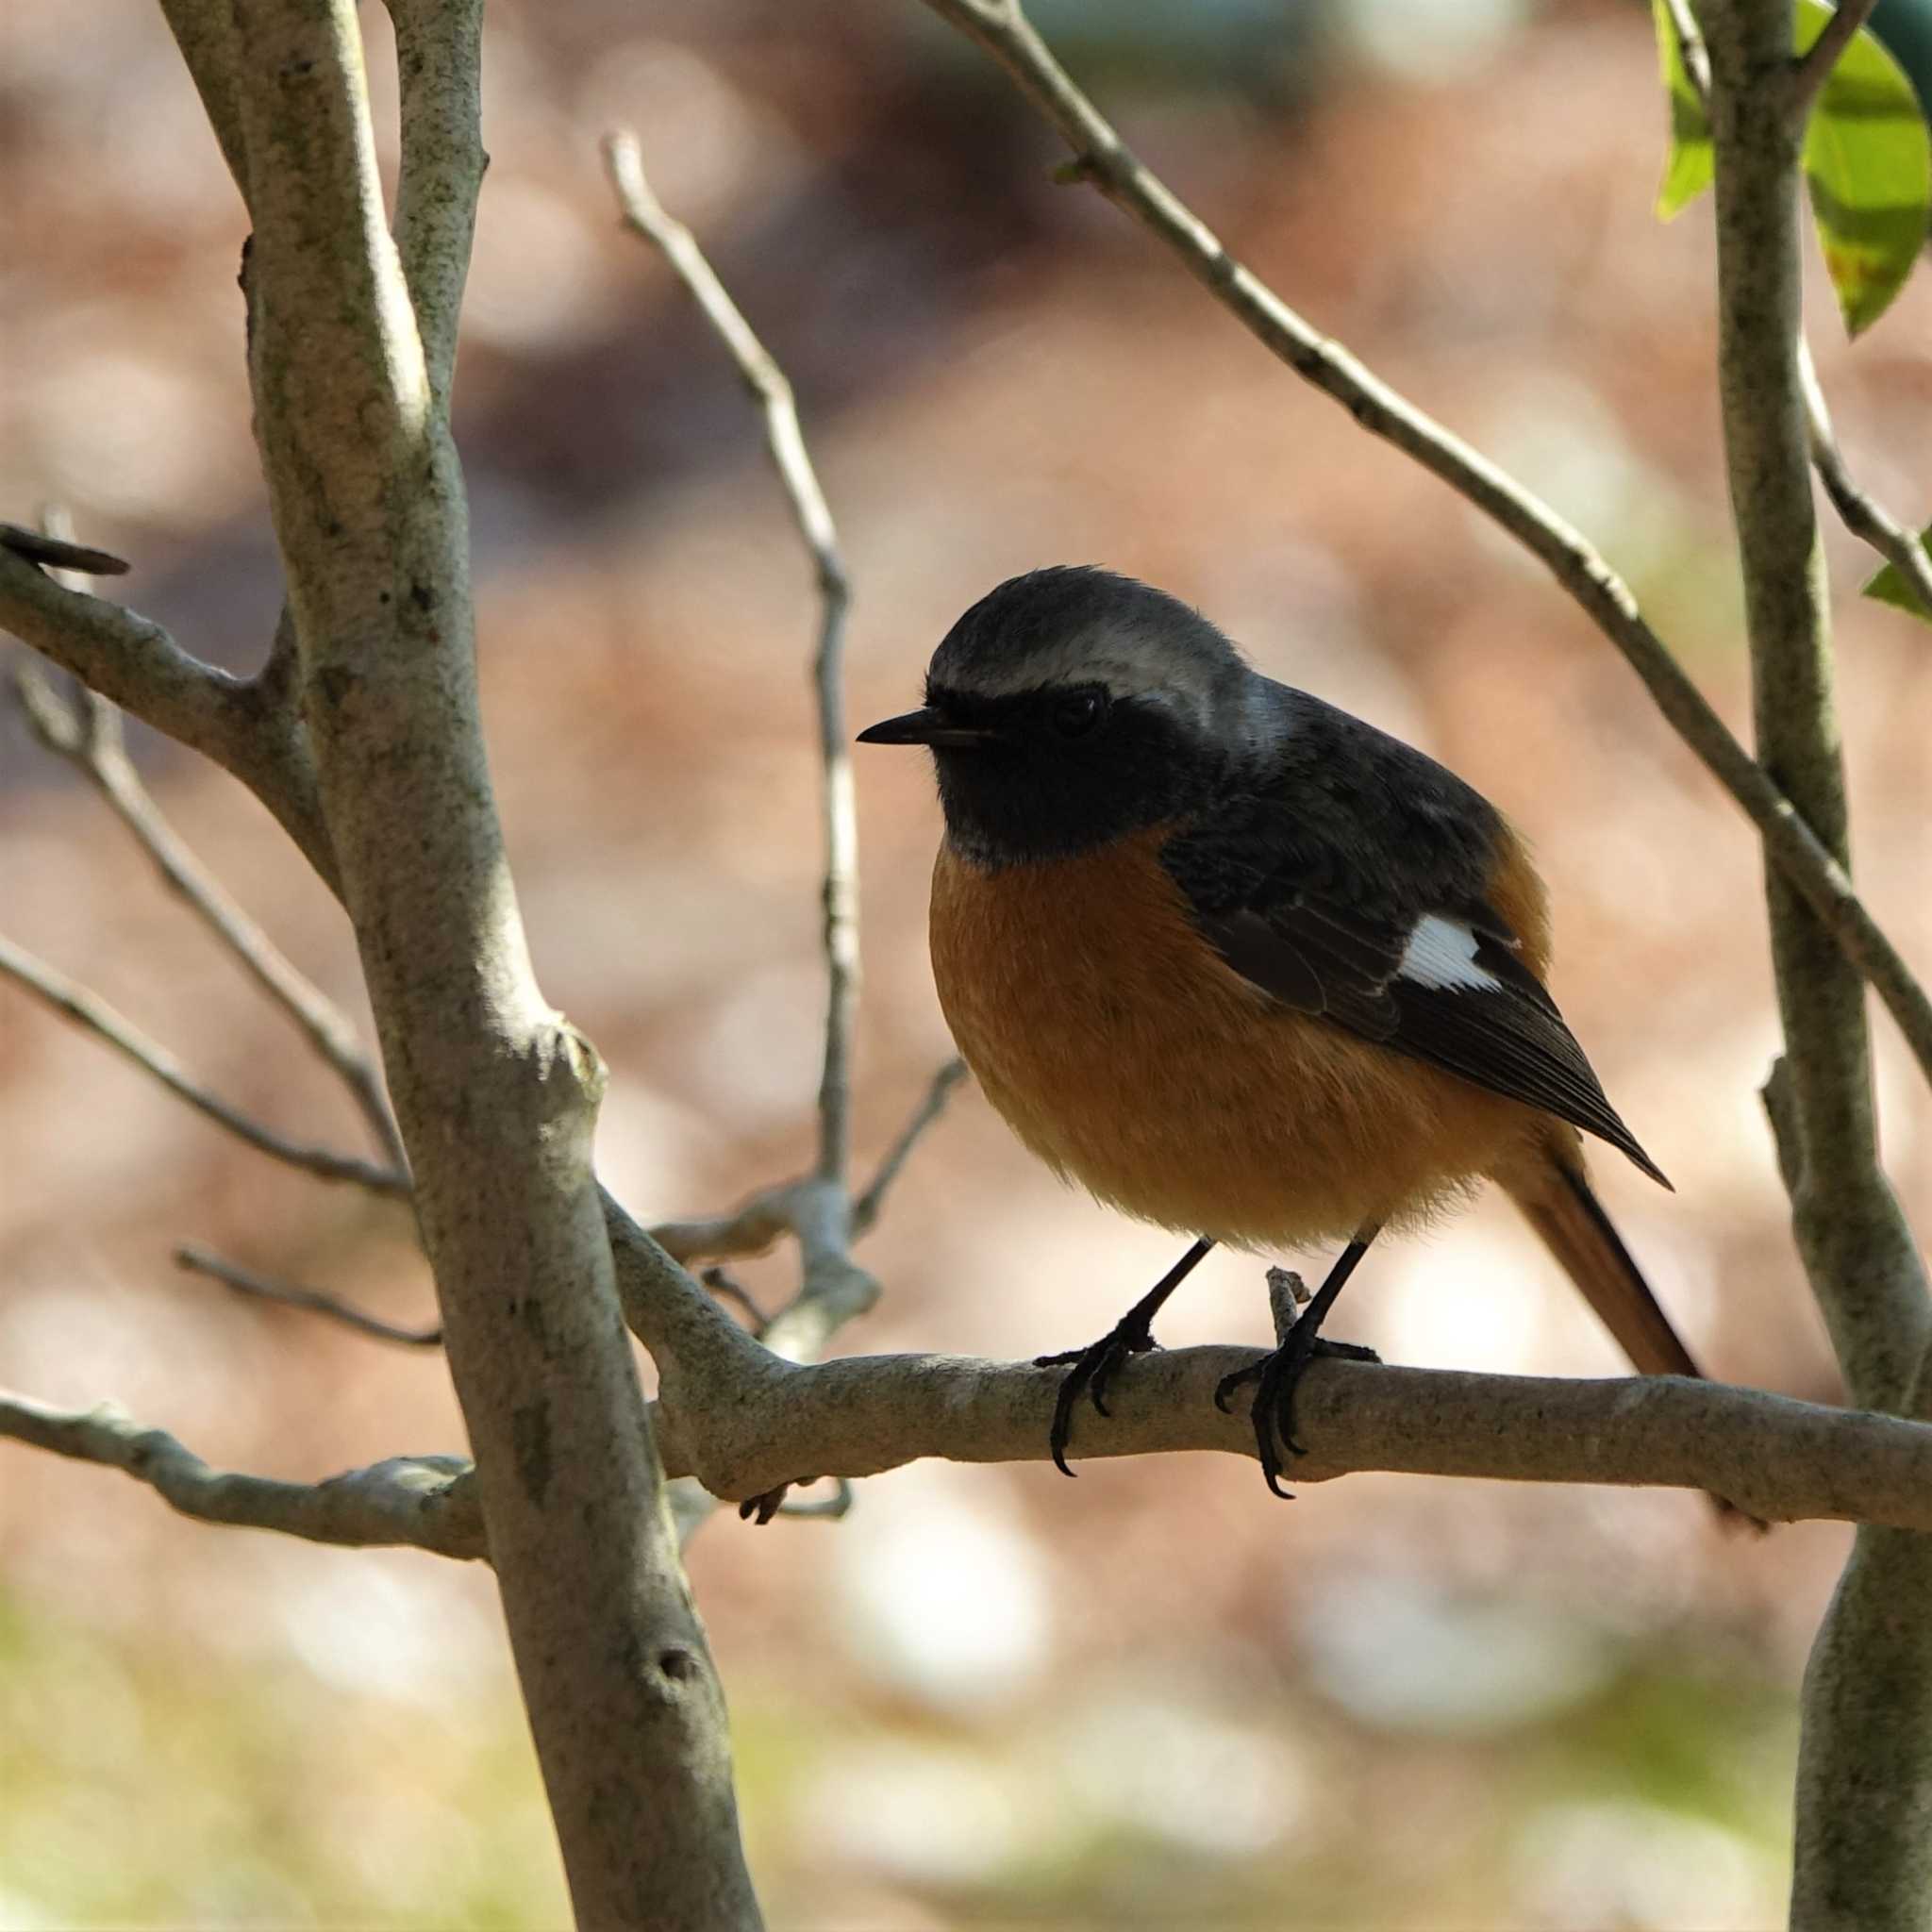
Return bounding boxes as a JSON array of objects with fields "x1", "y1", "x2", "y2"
[{"x1": 858, "y1": 566, "x2": 1265, "y2": 865}]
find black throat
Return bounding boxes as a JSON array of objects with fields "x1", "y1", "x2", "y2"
[{"x1": 928, "y1": 687, "x2": 1232, "y2": 867}]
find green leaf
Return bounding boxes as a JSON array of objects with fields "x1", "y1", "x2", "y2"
[
  {"x1": 1797, "y1": 0, "x2": 1932, "y2": 335},
  {"x1": 1651, "y1": 0, "x2": 1713, "y2": 220},
  {"x1": 1861, "y1": 525, "x2": 1932, "y2": 624},
  {"x1": 1648, "y1": 1, "x2": 1931, "y2": 329}
]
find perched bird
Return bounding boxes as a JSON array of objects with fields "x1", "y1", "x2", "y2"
[{"x1": 858, "y1": 566, "x2": 1702, "y2": 1497}]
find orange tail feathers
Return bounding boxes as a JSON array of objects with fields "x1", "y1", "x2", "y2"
[{"x1": 1494, "y1": 1129, "x2": 1703, "y2": 1381}]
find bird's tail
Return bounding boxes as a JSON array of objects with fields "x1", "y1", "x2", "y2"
[
  {"x1": 1494, "y1": 1127, "x2": 1704, "y2": 1381},
  {"x1": 1493, "y1": 1130, "x2": 1757, "y2": 1524}
]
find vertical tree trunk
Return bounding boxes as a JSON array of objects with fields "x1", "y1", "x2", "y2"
[
  {"x1": 1696, "y1": 6, "x2": 1932, "y2": 1925},
  {"x1": 164, "y1": 2, "x2": 766, "y2": 1921}
]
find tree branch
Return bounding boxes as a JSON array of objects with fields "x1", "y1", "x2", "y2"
[
  {"x1": 643, "y1": 1059, "x2": 965, "y2": 1266},
  {"x1": 383, "y1": 0, "x2": 486, "y2": 415},
  {"x1": 0, "y1": 528, "x2": 254, "y2": 775},
  {"x1": 1799, "y1": 342, "x2": 1932, "y2": 622},
  {"x1": 1698, "y1": 5, "x2": 1932, "y2": 1922},
  {"x1": 0, "y1": 936, "x2": 411, "y2": 1196},
  {"x1": 13, "y1": 661, "x2": 406, "y2": 1169},
  {"x1": 0, "y1": 531, "x2": 341, "y2": 892},
  {"x1": 204, "y1": 3, "x2": 762, "y2": 1917},
  {"x1": 0, "y1": 1391, "x2": 482, "y2": 1558},
  {"x1": 605, "y1": 132, "x2": 973, "y2": 1547},
  {"x1": 1657, "y1": 12, "x2": 1932, "y2": 625},
  {"x1": 21, "y1": 1172, "x2": 1932, "y2": 1552},
  {"x1": 1661, "y1": 0, "x2": 1714, "y2": 104},
  {"x1": 914, "y1": 0, "x2": 1932, "y2": 1091},
  {"x1": 590, "y1": 1199, "x2": 1932, "y2": 1524},
  {"x1": 1701, "y1": 0, "x2": 1930, "y2": 1412},
  {"x1": 1790, "y1": 0, "x2": 1878, "y2": 117},
  {"x1": 154, "y1": 0, "x2": 253, "y2": 206},
  {"x1": 605, "y1": 130, "x2": 858, "y2": 1188},
  {"x1": 853, "y1": 1058, "x2": 969, "y2": 1235},
  {"x1": 175, "y1": 1242, "x2": 441, "y2": 1347}
]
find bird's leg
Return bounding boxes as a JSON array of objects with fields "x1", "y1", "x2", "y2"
[
  {"x1": 1215, "y1": 1226, "x2": 1383, "y2": 1498},
  {"x1": 1037, "y1": 1237, "x2": 1215, "y2": 1476}
]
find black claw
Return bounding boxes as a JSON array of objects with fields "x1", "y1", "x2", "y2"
[
  {"x1": 1038, "y1": 1240, "x2": 1217, "y2": 1479},
  {"x1": 739, "y1": 1483, "x2": 790, "y2": 1525},
  {"x1": 1039, "y1": 1315, "x2": 1161, "y2": 1475},
  {"x1": 1048, "y1": 1370, "x2": 1085, "y2": 1478},
  {"x1": 1224, "y1": 1331, "x2": 1374, "y2": 1499},
  {"x1": 1214, "y1": 1354, "x2": 1266, "y2": 1415},
  {"x1": 1314, "y1": 1339, "x2": 1381, "y2": 1366}
]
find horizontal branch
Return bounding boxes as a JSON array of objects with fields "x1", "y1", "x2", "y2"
[
  {"x1": 0, "y1": 936, "x2": 410, "y2": 1196},
  {"x1": 21, "y1": 1333, "x2": 1930, "y2": 1557},
  {"x1": 0, "y1": 1391, "x2": 483, "y2": 1558},
  {"x1": 601, "y1": 1199, "x2": 1932, "y2": 1527},
  {"x1": 917, "y1": 0, "x2": 1932, "y2": 1090},
  {"x1": 647, "y1": 1343, "x2": 1932, "y2": 1530}
]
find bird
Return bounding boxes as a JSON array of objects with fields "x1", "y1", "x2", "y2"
[{"x1": 857, "y1": 565, "x2": 1705, "y2": 1498}]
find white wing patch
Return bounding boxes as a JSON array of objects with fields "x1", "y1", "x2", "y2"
[{"x1": 1397, "y1": 914, "x2": 1502, "y2": 992}]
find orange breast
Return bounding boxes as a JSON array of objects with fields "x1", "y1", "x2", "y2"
[{"x1": 930, "y1": 830, "x2": 1540, "y2": 1249}]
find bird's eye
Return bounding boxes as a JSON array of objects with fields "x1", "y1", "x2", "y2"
[{"x1": 1050, "y1": 689, "x2": 1108, "y2": 738}]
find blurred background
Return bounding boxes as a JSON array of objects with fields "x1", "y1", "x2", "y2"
[{"x1": 5, "y1": 0, "x2": 1932, "y2": 1924}]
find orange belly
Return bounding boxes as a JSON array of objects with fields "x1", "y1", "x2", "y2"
[{"x1": 930, "y1": 831, "x2": 1541, "y2": 1249}]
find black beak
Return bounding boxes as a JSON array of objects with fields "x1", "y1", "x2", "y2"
[{"x1": 855, "y1": 707, "x2": 994, "y2": 749}]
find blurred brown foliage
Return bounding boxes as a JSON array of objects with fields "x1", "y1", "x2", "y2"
[{"x1": 4, "y1": 0, "x2": 1931, "y2": 1924}]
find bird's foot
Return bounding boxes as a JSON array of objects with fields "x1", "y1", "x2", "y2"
[
  {"x1": 1036, "y1": 1312, "x2": 1163, "y2": 1476},
  {"x1": 1214, "y1": 1333, "x2": 1379, "y2": 1498}
]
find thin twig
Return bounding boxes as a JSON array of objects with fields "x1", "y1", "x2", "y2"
[
  {"x1": 604, "y1": 130, "x2": 858, "y2": 1188},
  {"x1": 915, "y1": 0, "x2": 1932, "y2": 1091},
  {"x1": 853, "y1": 1058, "x2": 969, "y2": 1235},
  {"x1": 0, "y1": 523, "x2": 128, "y2": 578},
  {"x1": 175, "y1": 1242, "x2": 441, "y2": 1346},
  {"x1": 12, "y1": 663, "x2": 407, "y2": 1170},
  {"x1": 0, "y1": 936, "x2": 410, "y2": 1196},
  {"x1": 1660, "y1": 0, "x2": 1712, "y2": 104},
  {"x1": 758, "y1": 1177, "x2": 880, "y2": 1364},
  {"x1": 1790, "y1": 0, "x2": 1879, "y2": 115},
  {"x1": 1799, "y1": 342, "x2": 1932, "y2": 618},
  {"x1": 653, "y1": 1058, "x2": 967, "y2": 1267},
  {"x1": 0, "y1": 1390, "x2": 482, "y2": 1557},
  {"x1": 604, "y1": 127, "x2": 890, "y2": 1551},
  {"x1": 699, "y1": 1265, "x2": 772, "y2": 1331},
  {"x1": 651, "y1": 1189, "x2": 795, "y2": 1266},
  {"x1": 775, "y1": 1476, "x2": 854, "y2": 1522},
  {"x1": 1657, "y1": 0, "x2": 1932, "y2": 621}
]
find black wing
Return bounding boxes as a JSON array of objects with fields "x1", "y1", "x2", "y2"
[{"x1": 1162, "y1": 791, "x2": 1668, "y2": 1187}]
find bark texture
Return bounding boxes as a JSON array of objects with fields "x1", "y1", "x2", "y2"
[{"x1": 1697, "y1": 6, "x2": 1932, "y2": 1925}]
